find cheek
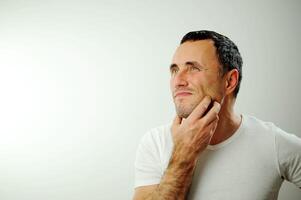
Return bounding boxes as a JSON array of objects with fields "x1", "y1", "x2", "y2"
[{"x1": 201, "y1": 78, "x2": 224, "y2": 99}]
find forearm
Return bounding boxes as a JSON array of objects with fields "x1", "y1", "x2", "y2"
[
  {"x1": 146, "y1": 146, "x2": 199, "y2": 200},
  {"x1": 136, "y1": 97, "x2": 219, "y2": 200}
]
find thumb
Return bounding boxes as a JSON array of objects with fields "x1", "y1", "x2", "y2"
[{"x1": 173, "y1": 115, "x2": 182, "y2": 127}]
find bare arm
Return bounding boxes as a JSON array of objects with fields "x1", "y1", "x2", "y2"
[{"x1": 133, "y1": 96, "x2": 220, "y2": 200}]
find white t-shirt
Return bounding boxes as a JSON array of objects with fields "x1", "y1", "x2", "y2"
[{"x1": 134, "y1": 115, "x2": 301, "y2": 200}]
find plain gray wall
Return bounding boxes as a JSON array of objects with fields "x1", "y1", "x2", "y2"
[{"x1": 0, "y1": 0, "x2": 300, "y2": 199}]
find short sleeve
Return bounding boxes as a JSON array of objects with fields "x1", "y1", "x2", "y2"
[
  {"x1": 275, "y1": 127, "x2": 301, "y2": 187},
  {"x1": 134, "y1": 130, "x2": 163, "y2": 188}
]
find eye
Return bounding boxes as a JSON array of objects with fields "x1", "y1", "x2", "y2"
[
  {"x1": 170, "y1": 66, "x2": 179, "y2": 74},
  {"x1": 189, "y1": 66, "x2": 200, "y2": 71}
]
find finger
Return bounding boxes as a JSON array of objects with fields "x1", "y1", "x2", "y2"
[
  {"x1": 209, "y1": 118, "x2": 219, "y2": 136},
  {"x1": 172, "y1": 115, "x2": 182, "y2": 127},
  {"x1": 195, "y1": 119, "x2": 218, "y2": 148},
  {"x1": 201, "y1": 101, "x2": 221, "y2": 126},
  {"x1": 188, "y1": 96, "x2": 212, "y2": 121},
  {"x1": 202, "y1": 117, "x2": 218, "y2": 137},
  {"x1": 198, "y1": 118, "x2": 218, "y2": 144}
]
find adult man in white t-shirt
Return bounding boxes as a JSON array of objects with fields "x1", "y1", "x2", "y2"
[{"x1": 133, "y1": 30, "x2": 301, "y2": 200}]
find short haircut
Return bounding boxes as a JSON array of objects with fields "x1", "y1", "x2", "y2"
[{"x1": 181, "y1": 30, "x2": 243, "y2": 98}]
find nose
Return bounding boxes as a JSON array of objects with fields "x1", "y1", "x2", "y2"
[{"x1": 172, "y1": 69, "x2": 188, "y2": 88}]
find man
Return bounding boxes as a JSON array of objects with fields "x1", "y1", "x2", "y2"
[{"x1": 133, "y1": 30, "x2": 301, "y2": 200}]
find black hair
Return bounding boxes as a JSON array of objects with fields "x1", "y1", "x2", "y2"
[{"x1": 181, "y1": 30, "x2": 243, "y2": 98}]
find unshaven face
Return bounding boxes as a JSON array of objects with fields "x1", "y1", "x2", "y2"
[{"x1": 170, "y1": 40, "x2": 226, "y2": 118}]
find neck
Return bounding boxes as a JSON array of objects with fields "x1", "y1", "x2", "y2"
[{"x1": 209, "y1": 96, "x2": 242, "y2": 145}]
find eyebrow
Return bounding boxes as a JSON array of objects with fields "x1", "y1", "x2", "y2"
[{"x1": 169, "y1": 61, "x2": 203, "y2": 71}]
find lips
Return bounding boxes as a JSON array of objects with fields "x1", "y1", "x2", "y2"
[{"x1": 174, "y1": 91, "x2": 192, "y2": 97}]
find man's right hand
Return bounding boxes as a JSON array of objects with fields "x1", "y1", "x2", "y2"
[
  {"x1": 133, "y1": 96, "x2": 221, "y2": 200},
  {"x1": 171, "y1": 96, "x2": 221, "y2": 163}
]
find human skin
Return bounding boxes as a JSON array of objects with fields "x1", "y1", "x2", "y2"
[
  {"x1": 133, "y1": 97, "x2": 220, "y2": 200},
  {"x1": 170, "y1": 40, "x2": 225, "y2": 119},
  {"x1": 133, "y1": 40, "x2": 240, "y2": 200}
]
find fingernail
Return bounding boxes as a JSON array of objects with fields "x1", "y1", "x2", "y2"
[{"x1": 214, "y1": 102, "x2": 221, "y2": 110}]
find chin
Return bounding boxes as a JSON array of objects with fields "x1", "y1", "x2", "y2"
[
  {"x1": 175, "y1": 106, "x2": 194, "y2": 119},
  {"x1": 175, "y1": 97, "x2": 199, "y2": 114},
  {"x1": 178, "y1": 113, "x2": 190, "y2": 119}
]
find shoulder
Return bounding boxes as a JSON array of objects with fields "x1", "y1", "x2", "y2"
[
  {"x1": 240, "y1": 115, "x2": 300, "y2": 152},
  {"x1": 135, "y1": 123, "x2": 173, "y2": 172},
  {"x1": 134, "y1": 123, "x2": 172, "y2": 188},
  {"x1": 243, "y1": 115, "x2": 278, "y2": 132},
  {"x1": 242, "y1": 114, "x2": 282, "y2": 140},
  {"x1": 245, "y1": 115, "x2": 301, "y2": 187},
  {"x1": 244, "y1": 114, "x2": 300, "y2": 140},
  {"x1": 139, "y1": 123, "x2": 172, "y2": 148},
  {"x1": 243, "y1": 114, "x2": 301, "y2": 155}
]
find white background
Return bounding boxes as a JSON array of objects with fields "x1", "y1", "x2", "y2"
[{"x1": 0, "y1": 0, "x2": 300, "y2": 199}]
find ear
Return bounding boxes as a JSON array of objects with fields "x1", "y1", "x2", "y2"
[{"x1": 224, "y1": 69, "x2": 239, "y2": 96}]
